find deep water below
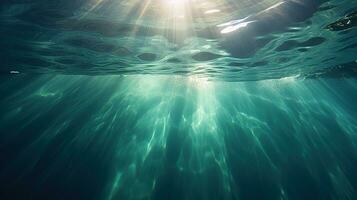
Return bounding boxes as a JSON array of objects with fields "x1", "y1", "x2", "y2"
[{"x1": 1, "y1": 75, "x2": 357, "y2": 200}]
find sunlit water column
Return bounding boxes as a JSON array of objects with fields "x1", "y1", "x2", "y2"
[{"x1": 0, "y1": 75, "x2": 357, "y2": 200}]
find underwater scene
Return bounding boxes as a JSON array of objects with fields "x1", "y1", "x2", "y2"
[{"x1": 0, "y1": 0, "x2": 357, "y2": 199}]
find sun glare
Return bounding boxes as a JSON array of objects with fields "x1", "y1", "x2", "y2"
[{"x1": 165, "y1": 0, "x2": 186, "y2": 5}]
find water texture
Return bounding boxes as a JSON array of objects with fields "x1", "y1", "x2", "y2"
[
  {"x1": 0, "y1": 0, "x2": 356, "y2": 80},
  {"x1": 0, "y1": 0, "x2": 357, "y2": 200}
]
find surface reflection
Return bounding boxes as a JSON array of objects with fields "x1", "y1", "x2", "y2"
[{"x1": 1, "y1": 0, "x2": 356, "y2": 80}]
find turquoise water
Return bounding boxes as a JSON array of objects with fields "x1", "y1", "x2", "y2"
[{"x1": 0, "y1": 0, "x2": 357, "y2": 199}]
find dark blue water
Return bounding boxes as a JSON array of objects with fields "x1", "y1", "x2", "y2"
[{"x1": 0, "y1": 0, "x2": 357, "y2": 199}]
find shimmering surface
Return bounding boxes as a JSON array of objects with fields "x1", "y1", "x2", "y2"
[
  {"x1": 1, "y1": 0, "x2": 357, "y2": 200},
  {"x1": 0, "y1": 0, "x2": 356, "y2": 80}
]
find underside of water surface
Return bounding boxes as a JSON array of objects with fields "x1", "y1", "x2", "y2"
[{"x1": 1, "y1": 0, "x2": 357, "y2": 200}]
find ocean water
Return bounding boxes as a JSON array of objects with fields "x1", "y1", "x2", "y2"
[{"x1": 0, "y1": 0, "x2": 357, "y2": 199}]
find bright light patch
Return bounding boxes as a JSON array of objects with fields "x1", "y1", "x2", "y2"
[
  {"x1": 165, "y1": 0, "x2": 186, "y2": 5},
  {"x1": 220, "y1": 21, "x2": 255, "y2": 34},
  {"x1": 217, "y1": 16, "x2": 250, "y2": 27},
  {"x1": 162, "y1": 0, "x2": 188, "y2": 19},
  {"x1": 188, "y1": 76, "x2": 211, "y2": 89},
  {"x1": 263, "y1": 2, "x2": 285, "y2": 12},
  {"x1": 204, "y1": 9, "x2": 220, "y2": 14},
  {"x1": 280, "y1": 75, "x2": 300, "y2": 82}
]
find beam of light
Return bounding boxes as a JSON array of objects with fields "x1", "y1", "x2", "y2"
[
  {"x1": 1, "y1": 75, "x2": 357, "y2": 199},
  {"x1": 165, "y1": 0, "x2": 187, "y2": 5},
  {"x1": 78, "y1": 0, "x2": 105, "y2": 19}
]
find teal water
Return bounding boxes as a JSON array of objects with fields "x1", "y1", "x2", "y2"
[{"x1": 1, "y1": 0, "x2": 357, "y2": 200}]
